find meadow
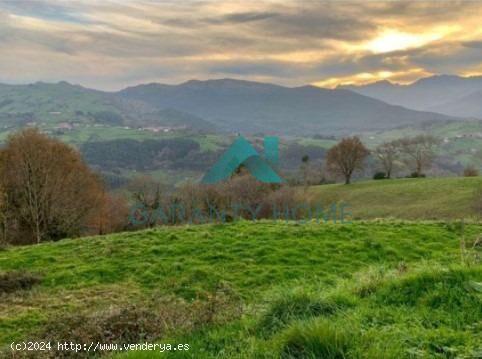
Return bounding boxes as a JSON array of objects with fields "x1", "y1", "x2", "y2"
[
  {"x1": 1, "y1": 218, "x2": 481, "y2": 358},
  {"x1": 308, "y1": 177, "x2": 482, "y2": 220}
]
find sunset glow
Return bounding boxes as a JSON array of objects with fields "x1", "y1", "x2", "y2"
[
  {"x1": 367, "y1": 31, "x2": 441, "y2": 54},
  {"x1": 0, "y1": 1, "x2": 481, "y2": 89}
]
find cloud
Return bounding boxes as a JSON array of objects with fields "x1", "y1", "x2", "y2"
[
  {"x1": 0, "y1": 0, "x2": 480, "y2": 90},
  {"x1": 206, "y1": 11, "x2": 278, "y2": 24}
]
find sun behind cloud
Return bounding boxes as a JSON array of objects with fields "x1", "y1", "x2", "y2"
[
  {"x1": 0, "y1": 1, "x2": 480, "y2": 89},
  {"x1": 366, "y1": 27, "x2": 457, "y2": 54}
]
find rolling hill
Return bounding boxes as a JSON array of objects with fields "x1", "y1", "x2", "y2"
[{"x1": 0, "y1": 81, "x2": 215, "y2": 132}]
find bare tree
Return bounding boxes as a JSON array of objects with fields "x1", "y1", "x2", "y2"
[
  {"x1": 127, "y1": 175, "x2": 165, "y2": 227},
  {"x1": 0, "y1": 128, "x2": 104, "y2": 244},
  {"x1": 326, "y1": 136, "x2": 369, "y2": 184},
  {"x1": 87, "y1": 190, "x2": 129, "y2": 235},
  {"x1": 300, "y1": 154, "x2": 310, "y2": 187},
  {"x1": 374, "y1": 141, "x2": 399, "y2": 179},
  {"x1": 397, "y1": 135, "x2": 439, "y2": 176},
  {"x1": 0, "y1": 184, "x2": 8, "y2": 245}
]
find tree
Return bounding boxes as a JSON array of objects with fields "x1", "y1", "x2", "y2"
[
  {"x1": 88, "y1": 191, "x2": 129, "y2": 235},
  {"x1": 397, "y1": 135, "x2": 439, "y2": 177},
  {"x1": 300, "y1": 155, "x2": 310, "y2": 187},
  {"x1": 127, "y1": 175, "x2": 165, "y2": 227},
  {"x1": 463, "y1": 165, "x2": 479, "y2": 177},
  {"x1": 0, "y1": 184, "x2": 8, "y2": 245},
  {"x1": 374, "y1": 141, "x2": 399, "y2": 179},
  {"x1": 0, "y1": 128, "x2": 104, "y2": 244},
  {"x1": 326, "y1": 137, "x2": 369, "y2": 184}
]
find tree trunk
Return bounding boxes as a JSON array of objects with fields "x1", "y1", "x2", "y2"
[
  {"x1": 35, "y1": 220, "x2": 41, "y2": 244},
  {"x1": 345, "y1": 176, "x2": 351, "y2": 185},
  {"x1": 416, "y1": 160, "x2": 422, "y2": 176}
]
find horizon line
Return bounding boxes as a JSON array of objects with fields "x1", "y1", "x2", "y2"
[{"x1": 0, "y1": 73, "x2": 481, "y2": 93}]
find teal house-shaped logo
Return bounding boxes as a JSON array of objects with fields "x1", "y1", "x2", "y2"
[{"x1": 201, "y1": 136, "x2": 283, "y2": 184}]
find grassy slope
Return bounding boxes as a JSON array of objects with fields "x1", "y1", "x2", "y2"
[
  {"x1": 1, "y1": 221, "x2": 481, "y2": 358},
  {"x1": 0, "y1": 82, "x2": 118, "y2": 123},
  {"x1": 308, "y1": 177, "x2": 482, "y2": 220},
  {"x1": 361, "y1": 120, "x2": 482, "y2": 169}
]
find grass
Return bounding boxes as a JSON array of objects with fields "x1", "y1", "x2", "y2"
[
  {"x1": 0, "y1": 220, "x2": 481, "y2": 357},
  {"x1": 308, "y1": 177, "x2": 482, "y2": 220}
]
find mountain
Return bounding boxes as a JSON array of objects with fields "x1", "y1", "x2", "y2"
[
  {"x1": 343, "y1": 75, "x2": 482, "y2": 118},
  {"x1": 119, "y1": 78, "x2": 455, "y2": 135},
  {"x1": 429, "y1": 89, "x2": 482, "y2": 118}
]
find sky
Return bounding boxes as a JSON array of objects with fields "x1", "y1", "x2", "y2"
[{"x1": 0, "y1": 0, "x2": 482, "y2": 90}]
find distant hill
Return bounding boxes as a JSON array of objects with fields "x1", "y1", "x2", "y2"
[
  {"x1": 0, "y1": 78, "x2": 463, "y2": 136},
  {"x1": 0, "y1": 81, "x2": 119, "y2": 127},
  {"x1": 430, "y1": 89, "x2": 482, "y2": 118},
  {"x1": 343, "y1": 75, "x2": 482, "y2": 118},
  {"x1": 0, "y1": 81, "x2": 215, "y2": 131},
  {"x1": 118, "y1": 78, "x2": 456, "y2": 135}
]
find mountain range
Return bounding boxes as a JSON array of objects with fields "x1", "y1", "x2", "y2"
[
  {"x1": 0, "y1": 76, "x2": 478, "y2": 136},
  {"x1": 342, "y1": 75, "x2": 482, "y2": 118},
  {"x1": 118, "y1": 79, "x2": 455, "y2": 135}
]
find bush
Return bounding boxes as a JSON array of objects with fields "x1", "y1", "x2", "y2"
[
  {"x1": 463, "y1": 165, "x2": 479, "y2": 177},
  {"x1": 373, "y1": 171, "x2": 387, "y2": 180},
  {"x1": 175, "y1": 175, "x2": 300, "y2": 223},
  {"x1": 0, "y1": 271, "x2": 41, "y2": 294},
  {"x1": 39, "y1": 287, "x2": 242, "y2": 358},
  {"x1": 40, "y1": 301, "x2": 185, "y2": 358}
]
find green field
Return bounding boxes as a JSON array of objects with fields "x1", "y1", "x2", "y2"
[
  {"x1": 308, "y1": 177, "x2": 482, "y2": 220},
  {"x1": 1, "y1": 220, "x2": 481, "y2": 358},
  {"x1": 361, "y1": 120, "x2": 482, "y2": 169}
]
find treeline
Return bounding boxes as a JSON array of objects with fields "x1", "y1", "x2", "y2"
[
  {"x1": 81, "y1": 138, "x2": 329, "y2": 187},
  {"x1": 81, "y1": 138, "x2": 201, "y2": 171},
  {"x1": 127, "y1": 171, "x2": 300, "y2": 227}
]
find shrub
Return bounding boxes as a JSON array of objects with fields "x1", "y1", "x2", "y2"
[
  {"x1": 373, "y1": 171, "x2": 387, "y2": 180},
  {"x1": 40, "y1": 301, "x2": 184, "y2": 358},
  {"x1": 175, "y1": 176, "x2": 301, "y2": 223},
  {"x1": 0, "y1": 271, "x2": 41, "y2": 294},
  {"x1": 463, "y1": 165, "x2": 479, "y2": 177},
  {"x1": 39, "y1": 288, "x2": 242, "y2": 358}
]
